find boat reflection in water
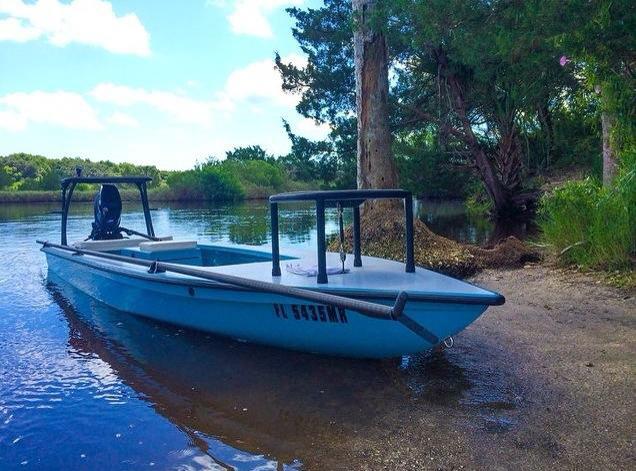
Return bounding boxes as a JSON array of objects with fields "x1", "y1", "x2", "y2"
[{"x1": 47, "y1": 271, "x2": 481, "y2": 469}]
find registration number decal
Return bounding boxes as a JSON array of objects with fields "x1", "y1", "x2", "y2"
[{"x1": 273, "y1": 303, "x2": 348, "y2": 324}]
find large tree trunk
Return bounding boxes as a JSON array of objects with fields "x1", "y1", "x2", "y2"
[
  {"x1": 353, "y1": 0, "x2": 398, "y2": 190},
  {"x1": 597, "y1": 84, "x2": 618, "y2": 187},
  {"x1": 601, "y1": 109, "x2": 618, "y2": 187}
]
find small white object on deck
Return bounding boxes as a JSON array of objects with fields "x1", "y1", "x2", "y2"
[
  {"x1": 139, "y1": 240, "x2": 197, "y2": 252},
  {"x1": 73, "y1": 236, "x2": 174, "y2": 251},
  {"x1": 285, "y1": 262, "x2": 349, "y2": 277},
  {"x1": 74, "y1": 239, "x2": 145, "y2": 250}
]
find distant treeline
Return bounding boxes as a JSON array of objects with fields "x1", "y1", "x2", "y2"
[{"x1": 0, "y1": 148, "x2": 322, "y2": 203}]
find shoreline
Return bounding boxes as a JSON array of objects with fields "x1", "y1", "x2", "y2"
[
  {"x1": 0, "y1": 190, "x2": 272, "y2": 204},
  {"x1": 0, "y1": 191, "x2": 471, "y2": 205},
  {"x1": 303, "y1": 264, "x2": 634, "y2": 469}
]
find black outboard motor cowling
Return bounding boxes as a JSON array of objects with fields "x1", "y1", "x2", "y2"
[{"x1": 89, "y1": 184, "x2": 123, "y2": 240}]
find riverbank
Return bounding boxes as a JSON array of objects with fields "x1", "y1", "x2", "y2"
[
  {"x1": 304, "y1": 264, "x2": 634, "y2": 470},
  {"x1": 0, "y1": 188, "x2": 277, "y2": 203}
]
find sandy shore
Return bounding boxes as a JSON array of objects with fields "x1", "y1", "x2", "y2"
[{"x1": 304, "y1": 264, "x2": 635, "y2": 470}]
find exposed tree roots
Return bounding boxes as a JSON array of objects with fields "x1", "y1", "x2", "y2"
[{"x1": 329, "y1": 206, "x2": 540, "y2": 278}]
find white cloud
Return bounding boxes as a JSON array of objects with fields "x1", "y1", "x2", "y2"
[
  {"x1": 0, "y1": 53, "x2": 306, "y2": 133},
  {"x1": 0, "y1": 0, "x2": 150, "y2": 56},
  {"x1": 0, "y1": 90, "x2": 101, "y2": 131},
  {"x1": 91, "y1": 83, "x2": 215, "y2": 126},
  {"x1": 215, "y1": 54, "x2": 305, "y2": 111},
  {"x1": 0, "y1": 50, "x2": 321, "y2": 166},
  {"x1": 107, "y1": 111, "x2": 139, "y2": 128},
  {"x1": 211, "y1": 0, "x2": 303, "y2": 38},
  {"x1": 293, "y1": 117, "x2": 331, "y2": 141},
  {"x1": 0, "y1": 17, "x2": 39, "y2": 42}
]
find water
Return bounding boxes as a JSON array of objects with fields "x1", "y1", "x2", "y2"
[{"x1": 0, "y1": 201, "x2": 524, "y2": 470}]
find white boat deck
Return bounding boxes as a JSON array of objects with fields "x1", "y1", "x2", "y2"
[
  {"x1": 61, "y1": 241, "x2": 501, "y2": 303},
  {"x1": 197, "y1": 246, "x2": 500, "y2": 302}
]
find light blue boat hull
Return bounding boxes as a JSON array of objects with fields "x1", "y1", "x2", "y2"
[{"x1": 44, "y1": 248, "x2": 492, "y2": 358}]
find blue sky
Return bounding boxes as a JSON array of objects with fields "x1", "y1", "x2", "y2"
[{"x1": 0, "y1": 0, "x2": 327, "y2": 169}]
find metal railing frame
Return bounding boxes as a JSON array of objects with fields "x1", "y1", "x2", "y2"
[{"x1": 269, "y1": 189, "x2": 416, "y2": 284}]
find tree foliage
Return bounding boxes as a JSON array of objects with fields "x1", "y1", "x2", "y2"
[
  {"x1": 275, "y1": 0, "x2": 357, "y2": 190},
  {"x1": 165, "y1": 162, "x2": 245, "y2": 202},
  {"x1": 225, "y1": 145, "x2": 273, "y2": 162},
  {"x1": 0, "y1": 153, "x2": 165, "y2": 191},
  {"x1": 552, "y1": 0, "x2": 635, "y2": 165},
  {"x1": 277, "y1": 0, "x2": 633, "y2": 215}
]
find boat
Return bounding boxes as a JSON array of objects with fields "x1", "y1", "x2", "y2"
[{"x1": 39, "y1": 173, "x2": 505, "y2": 358}]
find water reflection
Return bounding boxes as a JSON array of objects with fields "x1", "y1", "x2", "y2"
[
  {"x1": 0, "y1": 199, "x2": 534, "y2": 247},
  {"x1": 226, "y1": 203, "x2": 270, "y2": 245},
  {"x1": 415, "y1": 199, "x2": 537, "y2": 246},
  {"x1": 49, "y1": 275, "x2": 305, "y2": 469},
  {"x1": 46, "y1": 270, "x2": 521, "y2": 468}
]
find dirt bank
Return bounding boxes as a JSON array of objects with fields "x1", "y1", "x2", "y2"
[
  {"x1": 330, "y1": 206, "x2": 539, "y2": 278},
  {"x1": 303, "y1": 264, "x2": 635, "y2": 470}
]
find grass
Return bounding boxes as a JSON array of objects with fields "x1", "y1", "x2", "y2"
[{"x1": 538, "y1": 172, "x2": 635, "y2": 271}]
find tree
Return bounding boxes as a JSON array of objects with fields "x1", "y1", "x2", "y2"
[
  {"x1": 387, "y1": 0, "x2": 576, "y2": 217},
  {"x1": 550, "y1": 0, "x2": 635, "y2": 186},
  {"x1": 276, "y1": 0, "x2": 357, "y2": 188},
  {"x1": 225, "y1": 145, "x2": 272, "y2": 162},
  {"x1": 279, "y1": 0, "x2": 570, "y2": 217},
  {"x1": 353, "y1": 0, "x2": 398, "y2": 190}
]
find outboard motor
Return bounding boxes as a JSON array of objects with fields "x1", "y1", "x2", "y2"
[{"x1": 88, "y1": 184, "x2": 123, "y2": 240}]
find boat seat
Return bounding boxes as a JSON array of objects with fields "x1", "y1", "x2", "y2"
[
  {"x1": 74, "y1": 238, "x2": 146, "y2": 250},
  {"x1": 73, "y1": 236, "x2": 173, "y2": 251},
  {"x1": 139, "y1": 240, "x2": 197, "y2": 252}
]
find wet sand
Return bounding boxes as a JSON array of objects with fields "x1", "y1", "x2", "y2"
[{"x1": 310, "y1": 265, "x2": 635, "y2": 470}]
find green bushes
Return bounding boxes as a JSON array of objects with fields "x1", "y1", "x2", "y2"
[
  {"x1": 1, "y1": 152, "x2": 301, "y2": 202},
  {"x1": 394, "y1": 131, "x2": 475, "y2": 199},
  {"x1": 0, "y1": 153, "x2": 166, "y2": 191},
  {"x1": 165, "y1": 164, "x2": 245, "y2": 202},
  {"x1": 165, "y1": 159, "x2": 288, "y2": 201},
  {"x1": 222, "y1": 159, "x2": 286, "y2": 197},
  {"x1": 539, "y1": 172, "x2": 635, "y2": 270}
]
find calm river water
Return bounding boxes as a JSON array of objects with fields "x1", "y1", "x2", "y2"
[{"x1": 0, "y1": 201, "x2": 523, "y2": 470}]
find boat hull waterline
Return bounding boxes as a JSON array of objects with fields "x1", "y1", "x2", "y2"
[{"x1": 44, "y1": 247, "x2": 497, "y2": 358}]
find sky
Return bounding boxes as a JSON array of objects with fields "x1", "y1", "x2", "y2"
[{"x1": 0, "y1": 0, "x2": 328, "y2": 170}]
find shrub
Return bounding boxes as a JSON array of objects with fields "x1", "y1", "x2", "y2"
[
  {"x1": 200, "y1": 165, "x2": 245, "y2": 201},
  {"x1": 165, "y1": 164, "x2": 244, "y2": 202},
  {"x1": 221, "y1": 159, "x2": 285, "y2": 191},
  {"x1": 539, "y1": 174, "x2": 634, "y2": 270},
  {"x1": 464, "y1": 180, "x2": 494, "y2": 218}
]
